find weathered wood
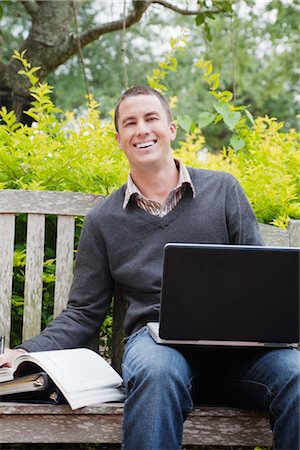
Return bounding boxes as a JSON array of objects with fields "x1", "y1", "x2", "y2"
[
  {"x1": 0, "y1": 189, "x2": 104, "y2": 216},
  {"x1": 183, "y1": 407, "x2": 272, "y2": 446},
  {"x1": 54, "y1": 215, "x2": 75, "y2": 316},
  {"x1": 0, "y1": 403, "x2": 124, "y2": 444},
  {"x1": 0, "y1": 403, "x2": 272, "y2": 446},
  {"x1": 288, "y1": 219, "x2": 300, "y2": 247},
  {"x1": 0, "y1": 214, "x2": 15, "y2": 344},
  {"x1": 258, "y1": 222, "x2": 289, "y2": 247},
  {"x1": 22, "y1": 214, "x2": 45, "y2": 341}
]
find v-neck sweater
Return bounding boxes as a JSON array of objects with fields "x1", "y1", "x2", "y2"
[{"x1": 20, "y1": 168, "x2": 263, "y2": 352}]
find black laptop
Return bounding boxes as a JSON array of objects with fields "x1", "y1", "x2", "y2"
[{"x1": 147, "y1": 243, "x2": 300, "y2": 348}]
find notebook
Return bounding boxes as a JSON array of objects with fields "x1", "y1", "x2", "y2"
[{"x1": 147, "y1": 243, "x2": 300, "y2": 348}]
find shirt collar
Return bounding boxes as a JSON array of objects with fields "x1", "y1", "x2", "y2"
[{"x1": 123, "y1": 159, "x2": 196, "y2": 210}]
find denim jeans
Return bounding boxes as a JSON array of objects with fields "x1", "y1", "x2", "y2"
[{"x1": 121, "y1": 327, "x2": 300, "y2": 450}]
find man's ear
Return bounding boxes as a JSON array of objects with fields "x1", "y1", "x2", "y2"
[
  {"x1": 115, "y1": 132, "x2": 122, "y2": 150},
  {"x1": 169, "y1": 122, "x2": 177, "y2": 142}
]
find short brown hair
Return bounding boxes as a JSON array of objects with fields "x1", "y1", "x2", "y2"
[{"x1": 114, "y1": 85, "x2": 172, "y2": 132}]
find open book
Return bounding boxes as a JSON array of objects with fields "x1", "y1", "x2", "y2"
[{"x1": 0, "y1": 348, "x2": 125, "y2": 409}]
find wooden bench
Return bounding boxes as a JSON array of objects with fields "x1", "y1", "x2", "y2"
[{"x1": 0, "y1": 189, "x2": 299, "y2": 447}]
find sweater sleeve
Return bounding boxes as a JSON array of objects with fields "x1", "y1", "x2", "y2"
[
  {"x1": 225, "y1": 176, "x2": 264, "y2": 246},
  {"x1": 19, "y1": 211, "x2": 114, "y2": 352}
]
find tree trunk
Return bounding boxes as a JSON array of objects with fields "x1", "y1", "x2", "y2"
[
  {"x1": 0, "y1": 0, "x2": 150, "y2": 123},
  {"x1": 0, "y1": 1, "x2": 75, "y2": 122}
]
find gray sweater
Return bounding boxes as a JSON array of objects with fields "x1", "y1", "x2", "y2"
[{"x1": 21, "y1": 168, "x2": 263, "y2": 352}]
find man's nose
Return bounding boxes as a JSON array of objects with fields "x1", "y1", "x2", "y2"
[{"x1": 136, "y1": 120, "x2": 149, "y2": 135}]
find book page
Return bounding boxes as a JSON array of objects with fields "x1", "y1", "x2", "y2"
[
  {"x1": 16, "y1": 348, "x2": 123, "y2": 395},
  {"x1": 66, "y1": 385, "x2": 126, "y2": 409},
  {"x1": 0, "y1": 367, "x2": 14, "y2": 383}
]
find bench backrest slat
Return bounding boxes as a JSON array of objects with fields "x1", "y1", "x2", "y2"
[
  {"x1": 54, "y1": 215, "x2": 76, "y2": 317},
  {"x1": 289, "y1": 220, "x2": 300, "y2": 247},
  {"x1": 0, "y1": 190, "x2": 103, "y2": 216},
  {"x1": 258, "y1": 223, "x2": 290, "y2": 247},
  {"x1": 0, "y1": 214, "x2": 15, "y2": 344},
  {"x1": 23, "y1": 214, "x2": 45, "y2": 341}
]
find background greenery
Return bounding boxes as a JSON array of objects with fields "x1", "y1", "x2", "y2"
[{"x1": 1, "y1": 0, "x2": 299, "y2": 149}]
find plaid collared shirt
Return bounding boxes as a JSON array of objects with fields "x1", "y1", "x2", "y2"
[{"x1": 123, "y1": 159, "x2": 195, "y2": 217}]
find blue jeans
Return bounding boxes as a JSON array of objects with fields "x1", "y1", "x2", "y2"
[{"x1": 122, "y1": 327, "x2": 300, "y2": 450}]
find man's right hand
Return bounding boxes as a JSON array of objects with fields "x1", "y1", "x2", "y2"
[{"x1": 0, "y1": 348, "x2": 27, "y2": 368}]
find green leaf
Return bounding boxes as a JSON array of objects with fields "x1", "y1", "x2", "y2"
[
  {"x1": 177, "y1": 115, "x2": 193, "y2": 133},
  {"x1": 212, "y1": 77, "x2": 219, "y2": 90},
  {"x1": 214, "y1": 103, "x2": 241, "y2": 130},
  {"x1": 217, "y1": 90, "x2": 233, "y2": 102},
  {"x1": 207, "y1": 73, "x2": 219, "y2": 84},
  {"x1": 204, "y1": 62, "x2": 213, "y2": 77},
  {"x1": 204, "y1": 23, "x2": 212, "y2": 42},
  {"x1": 230, "y1": 134, "x2": 245, "y2": 151},
  {"x1": 206, "y1": 12, "x2": 216, "y2": 20},
  {"x1": 195, "y1": 13, "x2": 206, "y2": 26},
  {"x1": 245, "y1": 109, "x2": 255, "y2": 127},
  {"x1": 24, "y1": 110, "x2": 39, "y2": 121},
  {"x1": 198, "y1": 112, "x2": 216, "y2": 129},
  {"x1": 214, "y1": 114, "x2": 223, "y2": 124}
]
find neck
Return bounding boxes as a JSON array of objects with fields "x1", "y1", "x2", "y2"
[{"x1": 130, "y1": 158, "x2": 179, "y2": 204}]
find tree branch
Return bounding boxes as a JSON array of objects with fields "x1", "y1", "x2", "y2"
[
  {"x1": 20, "y1": 0, "x2": 39, "y2": 17},
  {"x1": 79, "y1": 1, "x2": 150, "y2": 47},
  {"x1": 151, "y1": 0, "x2": 218, "y2": 15}
]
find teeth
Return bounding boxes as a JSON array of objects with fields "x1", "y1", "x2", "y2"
[{"x1": 135, "y1": 141, "x2": 156, "y2": 148}]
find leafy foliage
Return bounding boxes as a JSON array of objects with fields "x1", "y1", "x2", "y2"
[
  {"x1": 179, "y1": 57, "x2": 255, "y2": 151},
  {"x1": 0, "y1": 51, "x2": 128, "y2": 194},
  {"x1": 175, "y1": 117, "x2": 300, "y2": 226},
  {"x1": 195, "y1": 0, "x2": 234, "y2": 42},
  {"x1": 172, "y1": 56, "x2": 299, "y2": 227},
  {"x1": 156, "y1": 3, "x2": 300, "y2": 150},
  {"x1": 147, "y1": 33, "x2": 189, "y2": 92}
]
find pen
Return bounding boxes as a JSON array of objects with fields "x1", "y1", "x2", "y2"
[{"x1": 0, "y1": 335, "x2": 5, "y2": 354}]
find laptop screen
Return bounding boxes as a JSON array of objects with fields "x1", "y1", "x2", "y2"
[{"x1": 159, "y1": 244, "x2": 299, "y2": 344}]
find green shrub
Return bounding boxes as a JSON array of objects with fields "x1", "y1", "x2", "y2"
[
  {"x1": 0, "y1": 98, "x2": 128, "y2": 195},
  {"x1": 175, "y1": 116, "x2": 300, "y2": 226}
]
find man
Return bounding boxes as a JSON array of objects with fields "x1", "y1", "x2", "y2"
[{"x1": 1, "y1": 86, "x2": 299, "y2": 450}]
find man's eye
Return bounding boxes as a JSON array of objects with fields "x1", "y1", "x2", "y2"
[
  {"x1": 148, "y1": 117, "x2": 158, "y2": 121},
  {"x1": 125, "y1": 121, "x2": 135, "y2": 127}
]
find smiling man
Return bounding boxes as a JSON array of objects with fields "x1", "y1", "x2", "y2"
[
  {"x1": 1, "y1": 86, "x2": 299, "y2": 450},
  {"x1": 115, "y1": 89, "x2": 178, "y2": 205}
]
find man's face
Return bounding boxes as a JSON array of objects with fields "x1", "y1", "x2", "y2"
[{"x1": 115, "y1": 95, "x2": 177, "y2": 172}]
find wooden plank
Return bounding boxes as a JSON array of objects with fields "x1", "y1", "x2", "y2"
[
  {"x1": 54, "y1": 215, "x2": 75, "y2": 316},
  {"x1": 23, "y1": 214, "x2": 45, "y2": 341},
  {"x1": 0, "y1": 214, "x2": 15, "y2": 344},
  {"x1": 259, "y1": 222, "x2": 289, "y2": 246},
  {"x1": 0, "y1": 403, "x2": 272, "y2": 446},
  {"x1": 183, "y1": 407, "x2": 272, "y2": 446},
  {"x1": 0, "y1": 190, "x2": 104, "y2": 216},
  {"x1": 0, "y1": 402, "x2": 124, "y2": 415},
  {"x1": 288, "y1": 219, "x2": 300, "y2": 247}
]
